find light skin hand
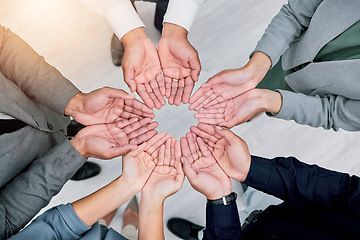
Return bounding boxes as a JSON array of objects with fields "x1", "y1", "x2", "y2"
[
  {"x1": 70, "y1": 118, "x2": 159, "y2": 159},
  {"x1": 194, "y1": 88, "x2": 282, "y2": 128},
  {"x1": 122, "y1": 27, "x2": 166, "y2": 109},
  {"x1": 139, "y1": 137, "x2": 184, "y2": 240},
  {"x1": 190, "y1": 123, "x2": 251, "y2": 182},
  {"x1": 189, "y1": 52, "x2": 271, "y2": 111},
  {"x1": 158, "y1": 23, "x2": 201, "y2": 105},
  {"x1": 64, "y1": 87, "x2": 155, "y2": 126},
  {"x1": 181, "y1": 132, "x2": 232, "y2": 200},
  {"x1": 121, "y1": 132, "x2": 172, "y2": 191}
]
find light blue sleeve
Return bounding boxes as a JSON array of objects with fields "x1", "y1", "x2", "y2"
[
  {"x1": 9, "y1": 203, "x2": 128, "y2": 240},
  {"x1": 8, "y1": 203, "x2": 90, "y2": 240}
]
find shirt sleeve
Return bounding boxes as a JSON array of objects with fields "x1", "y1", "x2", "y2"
[
  {"x1": 163, "y1": 0, "x2": 206, "y2": 32},
  {"x1": 244, "y1": 155, "x2": 360, "y2": 218},
  {"x1": 82, "y1": 0, "x2": 144, "y2": 39},
  {"x1": 202, "y1": 202, "x2": 241, "y2": 240}
]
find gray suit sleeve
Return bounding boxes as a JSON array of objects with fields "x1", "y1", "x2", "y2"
[
  {"x1": 269, "y1": 90, "x2": 360, "y2": 131},
  {"x1": 0, "y1": 140, "x2": 87, "y2": 240},
  {"x1": 251, "y1": 0, "x2": 324, "y2": 66},
  {"x1": 0, "y1": 25, "x2": 79, "y2": 116}
]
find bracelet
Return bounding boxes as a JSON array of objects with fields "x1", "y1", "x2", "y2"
[{"x1": 207, "y1": 192, "x2": 237, "y2": 206}]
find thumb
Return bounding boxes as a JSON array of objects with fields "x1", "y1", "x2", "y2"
[
  {"x1": 123, "y1": 67, "x2": 137, "y2": 93},
  {"x1": 215, "y1": 127, "x2": 239, "y2": 144},
  {"x1": 110, "y1": 144, "x2": 138, "y2": 158},
  {"x1": 182, "y1": 157, "x2": 197, "y2": 181}
]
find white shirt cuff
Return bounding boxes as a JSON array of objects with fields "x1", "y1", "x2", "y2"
[
  {"x1": 163, "y1": 0, "x2": 201, "y2": 32},
  {"x1": 105, "y1": 1, "x2": 145, "y2": 39}
]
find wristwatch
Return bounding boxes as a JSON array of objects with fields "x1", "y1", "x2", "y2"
[{"x1": 207, "y1": 192, "x2": 237, "y2": 206}]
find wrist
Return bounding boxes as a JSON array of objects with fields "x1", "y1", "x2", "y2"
[
  {"x1": 70, "y1": 136, "x2": 88, "y2": 158},
  {"x1": 264, "y1": 90, "x2": 282, "y2": 114},
  {"x1": 161, "y1": 23, "x2": 188, "y2": 39},
  {"x1": 207, "y1": 192, "x2": 237, "y2": 205},
  {"x1": 121, "y1": 27, "x2": 148, "y2": 48},
  {"x1": 245, "y1": 52, "x2": 271, "y2": 86},
  {"x1": 64, "y1": 92, "x2": 84, "y2": 117}
]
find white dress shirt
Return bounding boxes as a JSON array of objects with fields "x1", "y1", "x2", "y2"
[{"x1": 82, "y1": 0, "x2": 206, "y2": 39}]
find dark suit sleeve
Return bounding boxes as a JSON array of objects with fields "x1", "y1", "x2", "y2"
[
  {"x1": 0, "y1": 25, "x2": 79, "y2": 116},
  {"x1": 244, "y1": 156, "x2": 360, "y2": 217},
  {"x1": 202, "y1": 202, "x2": 241, "y2": 240},
  {"x1": 0, "y1": 140, "x2": 87, "y2": 240}
]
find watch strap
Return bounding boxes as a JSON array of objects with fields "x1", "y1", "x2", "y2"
[{"x1": 207, "y1": 192, "x2": 237, "y2": 206}]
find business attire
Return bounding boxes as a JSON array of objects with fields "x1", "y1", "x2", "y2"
[
  {"x1": 0, "y1": 25, "x2": 87, "y2": 239},
  {"x1": 202, "y1": 156, "x2": 360, "y2": 240},
  {"x1": 253, "y1": 0, "x2": 360, "y2": 131}
]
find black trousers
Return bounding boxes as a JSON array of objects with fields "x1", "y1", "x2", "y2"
[{"x1": 144, "y1": 0, "x2": 169, "y2": 32}]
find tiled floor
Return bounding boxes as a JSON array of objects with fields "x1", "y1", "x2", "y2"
[{"x1": 2, "y1": 0, "x2": 360, "y2": 239}]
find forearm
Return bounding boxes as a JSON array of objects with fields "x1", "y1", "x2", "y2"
[
  {"x1": 72, "y1": 176, "x2": 139, "y2": 227},
  {"x1": 0, "y1": 25, "x2": 79, "y2": 116},
  {"x1": 244, "y1": 156, "x2": 360, "y2": 217},
  {"x1": 0, "y1": 140, "x2": 86, "y2": 239},
  {"x1": 270, "y1": 90, "x2": 360, "y2": 131},
  {"x1": 138, "y1": 193, "x2": 165, "y2": 240}
]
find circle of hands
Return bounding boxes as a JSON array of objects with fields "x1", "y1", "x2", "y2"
[{"x1": 71, "y1": 37, "x2": 266, "y2": 200}]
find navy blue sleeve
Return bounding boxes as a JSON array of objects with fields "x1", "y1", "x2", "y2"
[
  {"x1": 244, "y1": 156, "x2": 360, "y2": 217},
  {"x1": 202, "y1": 202, "x2": 241, "y2": 240}
]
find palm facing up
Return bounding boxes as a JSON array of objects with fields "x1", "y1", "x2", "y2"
[
  {"x1": 143, "y1": 138, "x2": 184, "y2": 199},
  {"x1": 181, "y1": 132, "x2": 232, "y2": 200}
]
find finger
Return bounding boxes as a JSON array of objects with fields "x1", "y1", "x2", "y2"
[
  {"x1": 182, "y1": 77, "x2": 195, "y2": 104},
  {"x1": 164, "y1": 138, "x2": 172, "y2": 166},
  {"x1": 182, "y1": 156, "x2": 198, "y2": 182},
  {"x1": 127, "y1": 121, "x2": 158, "y2": 140},
  {"x1": 186, "y1": 132, "x2": 199, "y2": 161},
  {"x1": 124, "y1": 98, "x2": 154, "y2": 116},
  {"x1": 150, "y1": 79, "x2": 166, "y2": 106},
  {"x1": 145, "y1": 132, "x2": 172, "y2": 155},
  {"x1": 198, "y1": 108, "x2": 225, "y2": 114},
  {"x1": 122, "y1": 117, "x2": 152, "y2": 134},
  {"x1": 190, "y1": 125, "x2": 219, "y2": 144},
  {"x1": 203, "y1": 96, "x2": 227, "y2": 109},
  {"x1": 169, "y1": 137, "x2": 176, "y2": 166},
  {"x1": 168, "y1": 79, "x2": 178, "y2": 105},
  {"x1": 164, "y1": 76, "x2": 172, "y2": 98},
  {"x1": 157, "y1": 144, "x2": 165, "y2": 166},
  {"x1": 114, "y1": 117, "x2": 139, "y2": 129},
  {"x1": 188, "y1": 87, "x2": 213, "y2": 110},
  {"x1": 193, "y1": 90, "x2": 217, "y2": 111},
  {"x1": 197, "y1": 123, "x2": 223, "y2": 139},
  {"x1": 174, "y1": 78, "x2": 184, "y2": 106},
  {"x1": 196, "y1": 137, "x2": 212, "y2": 158},
  {"x1": 156, "y1": 72, "x2": 166, "y2": 96},
  {"x1": 174, "y1": 140, "x2": 181, "y2": 167},
  {"x1": 137, "y1": 84, "x2": 155, "y2": 109},
  {"x1": 180, "y1": 137, "x2": 193, "y2": 162},
  {"x1": 129, "y1": 129, "x2": 157, "y2": 145},
  {"x1": 189, "y1": 53, "x2": 201, "y2": 82},
  {"x1": 197, "y1": 117, "x2": 224, "y2": 126},
  {"x1": 145, "y1": 83, "x2": 162, "y2": 109}
]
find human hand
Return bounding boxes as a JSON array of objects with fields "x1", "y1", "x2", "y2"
[
  {"x1": 181, "y1": 132, "x2": 232, "y2": 199},
  {"x1": 158, "y1": 23, "x2": 201, "y2": 105},
  {"x1": 142, "y1": 137, "x2": 184, "y2": 200},
  {"x1": 194, "y1": 88, "x2": 281, "y2": 128},
  {"x1": 70, "y1": 117, "x2": 158, "y2": 159},
  {"x1": 188, "y1": 52, "x2": 271, "y2": 111},
  {"x1": 122, "y1": 28, "x2": 166, "y2": 109},
  {"x1": 64, "y1": 87, "x2": 155, "y2": 126},
  {"x1": 122, "y1": 132, "x2": 172, "y2": 192},
  {"x1": 190, "y1": 123, "x2": 251, "y2": 182}
]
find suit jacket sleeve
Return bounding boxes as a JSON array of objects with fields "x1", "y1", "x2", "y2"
[
  {"x1": 202, "y1": 202, "x2": 242, "y2": 240},
  {"x1": 269, "y1": 89, "x2": 360, "y2": 131},
  {"x1": 0, "y1": 140, "x2": 87, "y2": 240},
  {"x1": 244, "y1": 155, "x2": 360, "y2": 218},
  {"x1": 251, "y1": 0, "x2": 324, "y2": 66},
  {"x1": 0, "y1": 25, "x2": 79, "y2": 116}
]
